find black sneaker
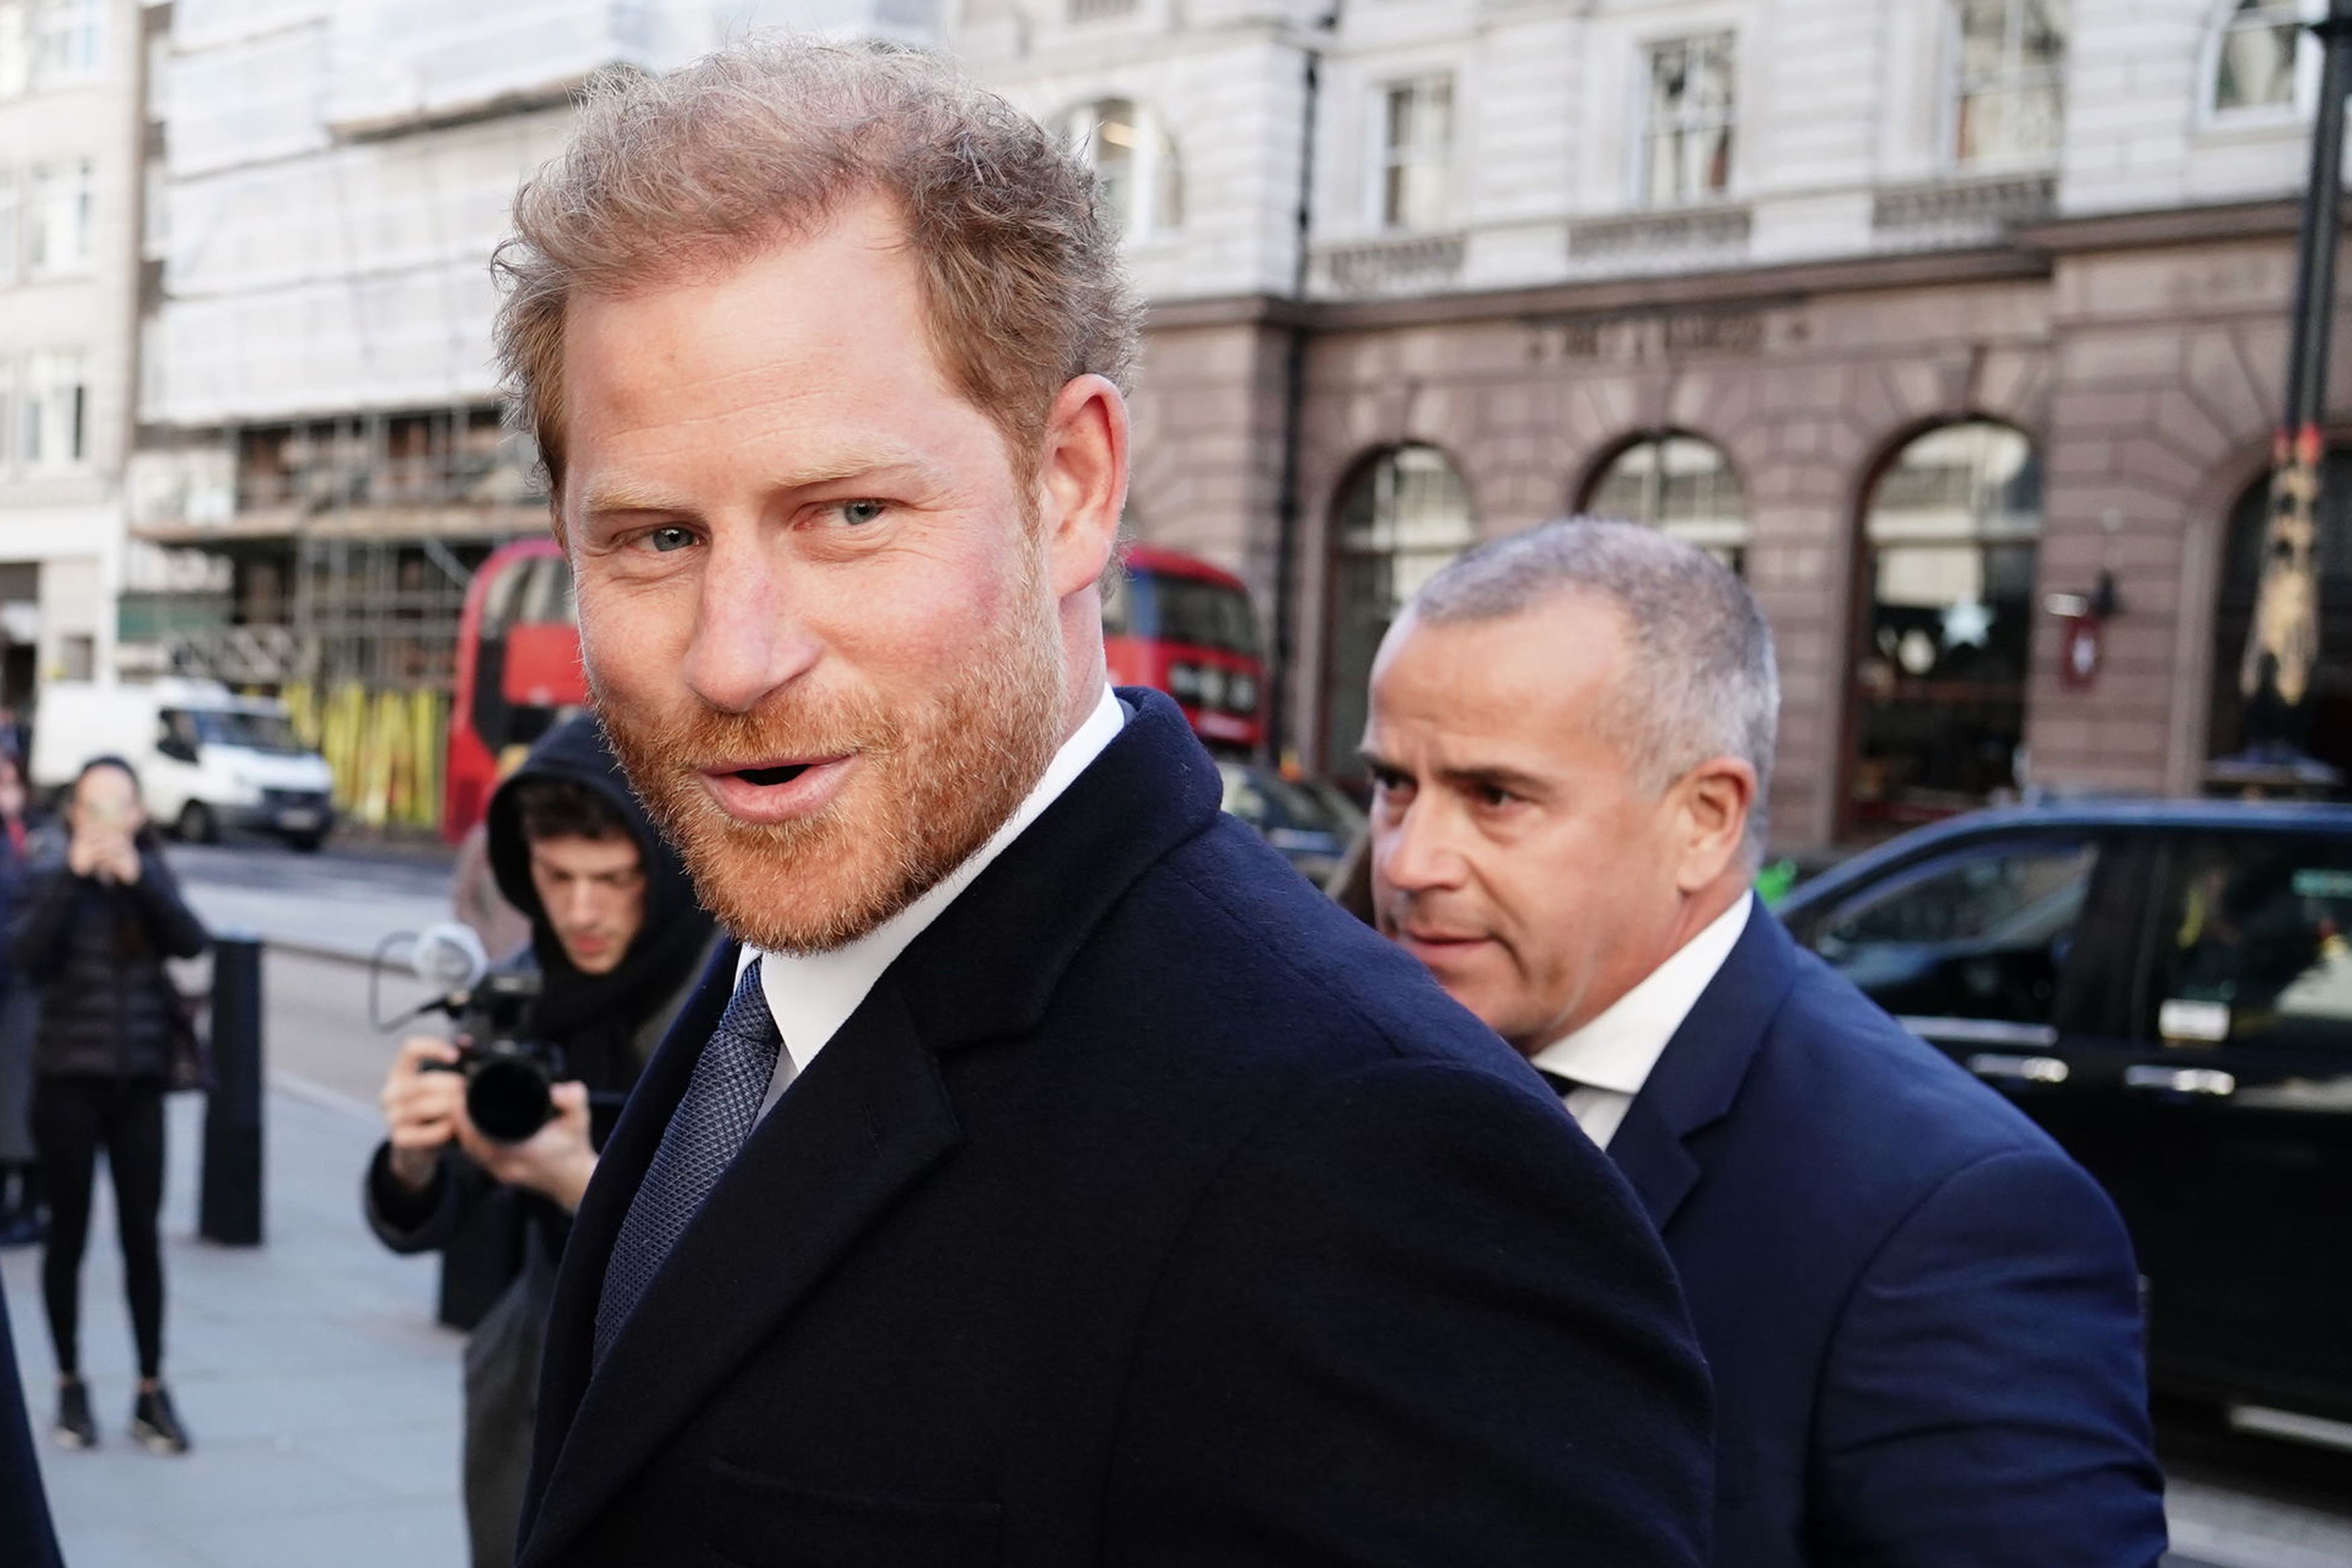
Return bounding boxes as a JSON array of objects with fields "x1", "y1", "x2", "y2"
[
  {"x1": 130, "y1": 1386, "x2": 189, "y2": 1455},
  {"x1": 52, "y1": 1378, "x2": 95, "y2": 1450}
]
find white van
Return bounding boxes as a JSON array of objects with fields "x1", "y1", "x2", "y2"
[{"x1": 30, "y1": 678, "x2": 337, "y2": 851}]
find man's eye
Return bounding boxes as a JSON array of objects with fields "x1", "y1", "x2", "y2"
[
  {"x1": 836, "y1": 500, "x2": 887, "y2": 526},
  {"x1": 1475, "y1": 785, "x2": 1518, "y2": 810},
  {"x1": 645, "y1": 526, "x2": 695, "y2": 553}
]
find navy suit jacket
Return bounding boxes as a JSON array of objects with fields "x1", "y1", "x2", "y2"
[
  {"x1": 1607, "y1": 903, "x2": 2167, "y2": 1567},
  {"x1": 516, "y1": 690, "x2": 1713, "y2": 1568}
]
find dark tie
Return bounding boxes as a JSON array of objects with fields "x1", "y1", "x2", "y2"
[{"x1": 594, "y1": 960, "x2": 783, "y2": 1367}]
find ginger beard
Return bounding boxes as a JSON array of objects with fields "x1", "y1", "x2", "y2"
[{"x1": 592, "y1": 539, "x2": 1066, "y2": 956}]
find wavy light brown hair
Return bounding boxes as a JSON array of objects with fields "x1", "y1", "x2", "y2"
[{"x1": 491, "y1": 36, "x2": 1142, "y2": 497}]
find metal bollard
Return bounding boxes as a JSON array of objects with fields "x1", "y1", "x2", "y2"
[{"x1": 200, "y1": 933, "x2": 266, "y2": 1246}]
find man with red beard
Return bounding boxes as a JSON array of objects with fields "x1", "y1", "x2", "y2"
[{"x1": 493, "y1": 38, "x2": 1711, "y2": 1568}]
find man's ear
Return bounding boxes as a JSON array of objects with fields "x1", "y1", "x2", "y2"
[
  {"x1": 1035, "y1": 374, "x2": 1129, "y2": 601},
  {"x1": 1670, "y1": 757, "x2": 1757, "y2": 894}
]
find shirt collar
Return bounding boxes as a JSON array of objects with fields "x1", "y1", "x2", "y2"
[
  {"x1": 1531, "y1": 893, "x2": 1753, "y2": 1098},
  {"x1": 743, "y1": 684, "x2": 1125, "y2": 1071}
]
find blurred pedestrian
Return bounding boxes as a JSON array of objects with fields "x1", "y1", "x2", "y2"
[
  {"x1": 1361, "y1": 518, "x2": 2168, "y2": 1567},
  {"x1": 0, "y1": 750, "x2": 46, "y2": 1246},
  {"x1": 495, "y1": 38, "x2": 1709, "y2": 1568},
  {"x1": 0, "y1": 1270, "x2": 63, "y2": 1566},
  {"x1": 9, "y1": 756, "x2": 208, "y2": 1456},
  {"x1": 366, "y1": 714, "x2": 717, "y2": 1568}
]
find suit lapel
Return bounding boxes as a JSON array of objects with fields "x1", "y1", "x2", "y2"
[
  {"x1": 1608, "y1": 902, "x2": 1799, "y2": 1233},
  {"x1": 522, "y1": 981, "x2": 959, "y2": 1567},
  {"x1": 520, "y1": 939, "x2": 737, "y2": 1542}
]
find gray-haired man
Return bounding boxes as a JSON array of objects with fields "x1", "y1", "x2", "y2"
[{"x1": 1362, "y1": 518, "x2": 2168, "y2": 1567}]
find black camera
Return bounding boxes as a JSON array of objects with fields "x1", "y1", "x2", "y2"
[{"x1": 424, "y1": 968, "x2": 571, "y2": 1144}]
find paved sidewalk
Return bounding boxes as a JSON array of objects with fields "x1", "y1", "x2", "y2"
[{"x1": 3, "y1": 1089, "x2": 466, "y2": 1568}]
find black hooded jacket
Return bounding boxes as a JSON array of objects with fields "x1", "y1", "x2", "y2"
[
  {"x1": 9, "y1": 830, "x2": 208, "y2": 1081},
  {"x1": 365, "y1": 714, "x2": 719, "y2": 1321}
]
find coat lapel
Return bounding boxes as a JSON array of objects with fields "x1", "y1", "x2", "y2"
[
  {"x1": 517, "y1": 689, "x2": 1226, "y2": 1566},
  {"x1": 521, "y1": 981, "x2": 960, "y2": 1567},
  {"x1": 1608, "y1": 901, "x2": 1799, "y2": 1233}
]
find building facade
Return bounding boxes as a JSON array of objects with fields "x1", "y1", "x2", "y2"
[
  {"x1": 968, "y1": 0, "x2": 2352, "y2": 854},
  {"x1": 129, "y1": 0, "x2": 930, "y2": 825},
  {"x1": 0, "y1": 0, "x2": 147, "y2": 716}
]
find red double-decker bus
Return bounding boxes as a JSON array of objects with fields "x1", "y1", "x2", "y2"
[
  {"x1": 1103, "y1": 544, "x2": 1266, "y2": 755},
  {"x1": 442, "y1": 539, "x2": 1267, "y2": 839},
  {"x1": 442, "y1": 538, "x2": 585, "y2": 842}
]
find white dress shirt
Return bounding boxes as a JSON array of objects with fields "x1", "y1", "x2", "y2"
[
  {"x1": 741, "y1": 684, "x2": 1125, "y2": 1119},
  {"x1": 1530, "y1": 894, "x2": 1753, "y2": 1150}
]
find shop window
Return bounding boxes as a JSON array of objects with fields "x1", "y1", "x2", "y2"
[
  {"x1": 2209, "y1": 0, "x2": 2320, "y2": 120},
  {"x1": 1324, "y1": 444, "x2": 1475, "y2": 772},
  {"x1": 2207, "y1": 452, "x2": 2352, "y2": 782},
  {"x1": 1639, "y1": 34, "x2": 1736, "y2": 208},
  {"x1": 1581, "y1": 434, "x2": 1750, "y2": 573},
  {"x1": 1952, "y1": 0, "x2": 2068, "y2": 167},
  {"x1": 1849, "y1": 421, "x2": 2043, "y2": 833},
  {"x1": 1379, "y1": 75, "x2": 1453, "y2": 231},
  {"x1": 1063, "y1": 98, "x2": 1182, "y2": 241}
]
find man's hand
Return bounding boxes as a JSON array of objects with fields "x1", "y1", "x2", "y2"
[
  {"x1": 455, "y1": 1081, "x2": 597, "y2": 1213},
  {"x1": 380, "y1": 1036, "x2": 466, "y2": 1190}
]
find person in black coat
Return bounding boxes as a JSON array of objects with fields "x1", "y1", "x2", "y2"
[
  {"x1": 1361, "y1": 520, "x2": 2167, "y2": 1567},
  {"x1": 366, "y1": 714, "x2": 717, "y2": 1568},
  {"x1": 498, "y1": 40, "x2": 1712, "y2": 1567},
  {"x1": 9, "y1": 755, "x2": 208, "y2": 1456},
  {"x1": 0, "y1": 1269, "x2": 63, "y2": 1566}
]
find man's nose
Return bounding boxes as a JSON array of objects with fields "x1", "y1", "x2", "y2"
[
  {"x1": 1375, "y1": 798, "x2": 1467, "y2": 895},
  {"x1": 680, "y1": 536, "x2": 822, "y2": 714}
]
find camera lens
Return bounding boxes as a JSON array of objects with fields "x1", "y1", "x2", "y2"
[{"x1": 467, "y1": 1056, "x2": 555, "y2": 1143}]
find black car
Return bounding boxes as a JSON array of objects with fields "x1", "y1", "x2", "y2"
[
  {"x1": 1215, "y1": 762, "x2": 1365, "y2": 886},
  {"x1": 1777, "y1": 800, "x2": 2352, "y2": 1431}
]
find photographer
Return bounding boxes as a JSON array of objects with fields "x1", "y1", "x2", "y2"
[{"x1": 364, "y1": 715, "x2": 716, "y2": 1568}]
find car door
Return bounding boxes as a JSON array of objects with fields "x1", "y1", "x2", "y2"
[
  {"x1": 1784, "y1": 827, "x2": 2134, "y2": 1159},
  {"x1": 2087, "y1": 828, "x2": 2352, "y2": 1422}
]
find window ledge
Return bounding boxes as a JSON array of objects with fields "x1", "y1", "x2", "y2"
[
  {"x1": 1311, "y1": 230, "x2": 1466, "y2": 296},
  {"x1": 1568, "y1": 204, "x2": 1752, "y2": 262}
]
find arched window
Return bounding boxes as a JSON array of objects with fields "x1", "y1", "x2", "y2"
[
  {"x1": 1580, "y1": 434, "x2": 1751, "y2": 573},
  {"x1": 2207, "y1": 0, "x2": 2322, "y2": 120},
  {"x1": 1323, "y1": 445, "x2": 1475, "y2": 772},
  {"x1": 1849, "y1": 421, "x2": 2043, "y2": 832},
  {"x1": 2207, "y1": 452, "x2": 2352, "y2": 779},
  {"x1": 1063, "y1": 98, "x2": 1183, "y2": 241},
  {"x1": 1951, "y1": 0, "x2": 2069, "y2": 167}
]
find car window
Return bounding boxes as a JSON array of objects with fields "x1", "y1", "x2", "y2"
[
  {"x1": 2149, "y1": 835, "x2": 2352, "y2": 1055},
  {"x1": 1806, "y1": 839, "x2": 2095, "y2": 1026}
]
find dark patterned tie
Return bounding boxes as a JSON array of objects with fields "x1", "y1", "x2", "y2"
[{"x1": 594, "y1": 960, "x2": 783, "y2": 1367}]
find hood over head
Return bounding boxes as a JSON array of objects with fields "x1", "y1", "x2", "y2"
[{"x1": 485, "y1": 713, "x2": 714, "y2": 1049}]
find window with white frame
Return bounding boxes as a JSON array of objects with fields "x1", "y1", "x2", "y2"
[
  {"x1": 23, "y1": 349, "x2": 87, "y2": 470},
  {"x1": 31, "y1": 0, "x2": 99, "y2": 85},
  {"x1": 2211, "y1": 0, "x2": 2321, "y2": 118},
  {"x1": 0, "y1": 171, "x2": 18, "y2": 284},
  {"x1": 0, "y1": 3, "x2": 29, "y2": 98},
  {"x1": 1952, "y1": 0, "x2": 2068, "y2": 167},
  {"x1": 1639, "y1": 34, "x2": 1737, "y2": 208},
  {"x1": 1063, "y1": 99, "x2": 1182, "y2": 241},
  {"x1": 0, "y1": 366, "x2": 13, "y2": 468},
  {"x1": 26, "y1": 159, "x2": 91, "y2": 276},
  {"x1": 1379, "y1": 75, "x2": 1453, "y2": 232}
]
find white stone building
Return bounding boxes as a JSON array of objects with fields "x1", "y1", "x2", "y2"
[{"x1": 0, "y1": 0, "x2": 146, "y2": 711}]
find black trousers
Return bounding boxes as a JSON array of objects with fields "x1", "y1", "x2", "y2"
[{"x1": 32, "y1": 1075, "x2": 167, "y2": 1380}]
